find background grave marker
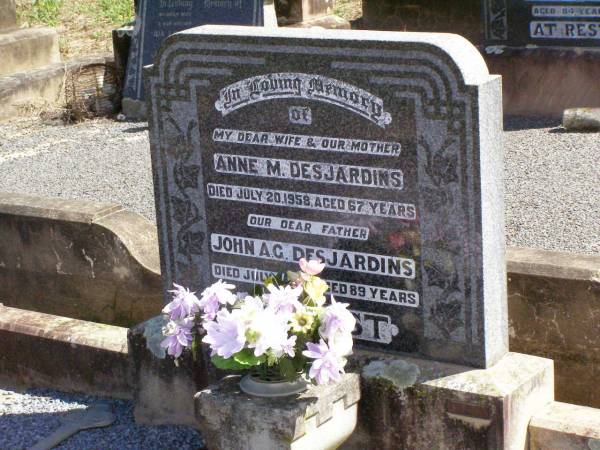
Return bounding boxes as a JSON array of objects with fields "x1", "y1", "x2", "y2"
[{"x1": 123, "y1": 0, "x2": 264, "y2": 116}]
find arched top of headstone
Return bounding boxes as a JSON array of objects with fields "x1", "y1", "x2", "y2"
[{"x1": 148, "y1": 26, "x2": 491, "y2": 90}]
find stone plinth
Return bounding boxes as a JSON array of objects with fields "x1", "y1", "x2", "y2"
[
  {"x1": 348, "y1": 352, "x2": 554, "y2": 450},
  {"x1": 128, "y1": 315, "x2": 220, "y2": 427},
  {"x1": 195, "y1": 373, "x2": 360, "y2": 450}
]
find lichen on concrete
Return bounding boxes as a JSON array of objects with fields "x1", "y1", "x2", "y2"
[
  {"x1": 143, "y1": 315, "x2": 167, "y2": 359},
  {"x1": 361, "y1": 359, "x2": 420, "y2": 390}
]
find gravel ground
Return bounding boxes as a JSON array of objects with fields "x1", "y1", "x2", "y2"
[
  {"x1": 0, "y1": 115, "x2": 598, "y2": 255},
  {"x1": 0, "y1": 388, "x2": 204, "y2": 450}
]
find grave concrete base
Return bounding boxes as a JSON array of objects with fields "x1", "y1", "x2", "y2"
[
  {"x1": 529, "y1": 402, "x2": 600, "y2": 450},
  {"x1": 0, "y1": 27, "x2": 60, "y2": 77},
  {"x1": 195, "y1": 373, "x2": 360, "y2": 450},
  {"x1": 128, "y1": 315, "x2": 220, "y2": 427},
  {"x1": 0, "y1": 305, "x2": 132, "y2": 398},
  {"x1": 348, "y1": 351, "x2": 554, "y2": 450}
]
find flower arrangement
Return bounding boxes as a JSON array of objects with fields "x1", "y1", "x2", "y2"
[{"x1": 160, "y1": 258, "x2": 356, "y2": 385}]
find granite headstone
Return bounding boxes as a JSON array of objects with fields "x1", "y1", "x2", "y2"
[
  {"x1": 123, "y1": 0, "x2": 264, "y2": 116},
  {"x1": 483, "y1": 0, "x2": 600, "y2": 49},
  {"x1": 146, "y1": 26, "x2": 506, "y2": 368}
]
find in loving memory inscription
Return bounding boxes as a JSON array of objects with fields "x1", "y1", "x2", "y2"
[{"x1": 147, "y1": 26, "x2": 507, "y2": 368}]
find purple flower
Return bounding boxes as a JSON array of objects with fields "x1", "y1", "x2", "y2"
[
  {"x1": 162, "y1": 284, "x2": 202, "y2": 320},
  {"x1": 281, "y1": 335, "x2": 297, "y2": 358},
  {"x1": 202, "y1": 310, "x2": 246, "y2": 359},
  {"x1": 160, "y1": 319, "x2": 194, "y2": 358},
  {"x1": 302, "y1": 340, "x2": 345, "y2": 385},
  {"x1": 199, "y1": 280, "x2": 237, "y2": 321},
  {"x1": 319, "y1": 296, "x2": 356, "y2": 339}
]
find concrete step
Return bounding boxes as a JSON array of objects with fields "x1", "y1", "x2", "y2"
[
  {"x1": 0, "y1": 305, "x2": 131, "y2": 398},
  {"x1": 0, "y1": 61, "x2": 65, "y2": 120},
  {"x1": 529, "y1": 401, "x2": 600, "y2": 450},
  {"x1": 0, "y1": 26, "x2": 60, "y2": 77}
]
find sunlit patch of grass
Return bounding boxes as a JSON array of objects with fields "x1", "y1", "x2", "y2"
[
  {"x1": 18, "y1": 0, "x2": 64, "y2": 27},
  {"x1": 334, "y1": 0, "x2": 362, "y2": 21}
]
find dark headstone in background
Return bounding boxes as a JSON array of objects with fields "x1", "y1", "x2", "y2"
[
  {"x1": 146, "y1": 26, "x2": 506, "y2": 368},
  {"x1": 122, "y1": 0, "x2": 264, "y2": 117},
  {"x1": 483, "y1": 0, "x2": 600, "y2": 49},
  {"x1": 361, "y1": 0, "x2": 483, "y2": 44}
]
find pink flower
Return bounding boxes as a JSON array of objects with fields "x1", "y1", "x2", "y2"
[
  {"x1": 160, "y1": 319, "x2": 194, "y2": 358},
  {"x1": 299, "y1": 258, "x2": 325, "y2": 276},
  {"x1": 302, "y1": 340, "x2": 345, "y2": 385},
  {"x1": 202, "y1": 310, "x2": 246, "y2": 359},
  {"x1": 319, "y1": 296, "x2": 356, "y2": 339},
  {"x1": 162, "y1": 284, "x2": 201, "y2": 320}
]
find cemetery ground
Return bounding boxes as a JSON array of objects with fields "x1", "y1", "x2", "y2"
[
  {"x1": 0, "y1": 3, "x2": 599, "y2": 448},
  {"x1": 0, "y1": 115, "x2": 598, "y2": 256},
  {"x1": 15, "y1": 0, "x2": 134, "y2": 59}
]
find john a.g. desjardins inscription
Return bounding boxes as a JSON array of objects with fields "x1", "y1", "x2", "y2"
[{"x1": 146, "y1": 26, "x2": 506, "y2": 368}]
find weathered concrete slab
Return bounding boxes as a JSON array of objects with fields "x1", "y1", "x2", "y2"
[
  {"x1": 0, "y1": 0, "x2": 16, "y2": 31},
  {"x1": 530, "y1": 402, "x2": 600, "y2": 450},
  {"x1": 0, "y1": 306, "x2": 132, "y2": 398},
  {"x1": 0, "y1": 193, "x2": 161, "y2": 326},
  {"x1": 507, "y1": 247, "x2": 600, "y2": 409},
  {"x1": 0, "y1": 62, "x2": 65, "y2": 121},
  {"x1": 128, "y1": 315, "x2": 219, "y2": 427},
  {"x1": 0, "y1": 27, "x2": 60, "y2": 77},
  {"x1": 348, "y1": 351, "x2": 554, "y2": 450}
]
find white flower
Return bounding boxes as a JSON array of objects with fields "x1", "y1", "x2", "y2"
[
  {"x1": 202, "y1": 309, "x2": 246, "y2": 359},
  {"x1": 327, "y1": 329, "x2": 354, "y2": 356},
  {"x1": 244, "y1": 304, "x2": 292, "y2": 357},
  {"x1": 264, "y1": 284, "x2": 303, "y2": 315},
  {"x1": 319, "y1": 296, "x2": 356, "y2": 339}
]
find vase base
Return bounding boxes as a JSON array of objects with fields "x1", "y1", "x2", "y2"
[{"x1": 239, "y1": 374, "x2": 308, "y2": 397}]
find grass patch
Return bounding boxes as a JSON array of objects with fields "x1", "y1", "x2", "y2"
[
  {"x1": 334, "y1": 0, "x2": 362, "y2": 21},
  {"x1": 76, "y1": 0, "x2": 134, "y2": 27},
  {"x1": 19, "y1": 0, "x2": 64, "y2": 27},
  {"x1": 16, "y1": 0, "x2": 134, "y2": 59}
]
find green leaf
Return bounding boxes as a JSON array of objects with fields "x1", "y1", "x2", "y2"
[
  {"x1": 191, "y1": 335, "x2": 199, "y2": 362},
  {"x1": 278, "y1": 358, "x2": 298, "y2": 381},
  {"x1": 210, "y1": 355, "x2": 247, "y2": 371},
  {"x1": 233, "y1": 348, "x2": 265, "y2": 367}
]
